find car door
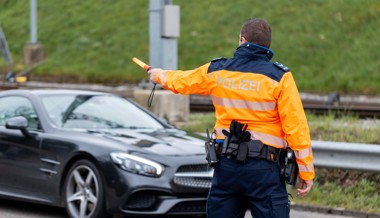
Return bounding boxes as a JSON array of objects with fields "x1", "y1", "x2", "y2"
[{"x1": 0, "y1": 95, "x2": 45, "y2": 195}]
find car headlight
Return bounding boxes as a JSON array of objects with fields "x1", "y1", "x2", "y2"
[{"x1": 110, "y1": 152, "x2": 164, "y2": 177}]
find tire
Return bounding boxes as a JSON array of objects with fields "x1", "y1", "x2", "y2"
[{"x1": 63, "y1": 159, "x2": 109, "y2": 218}]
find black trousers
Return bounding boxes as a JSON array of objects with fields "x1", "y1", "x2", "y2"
[{"x1": 207, "y1": 156, "x2": 290, "y2": 218}]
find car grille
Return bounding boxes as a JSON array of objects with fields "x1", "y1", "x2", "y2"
[
  {"x1": 174, "y1": 164, "x2": 213, "y2": 188},
  {"x1": 124, "y1": 191, "x2": 159, "y2": 210},
  {"x1": 168, "y1": 200, "x2": 207, "y2": 214}
]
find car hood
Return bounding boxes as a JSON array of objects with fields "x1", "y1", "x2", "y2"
[{"x1": 88, "y1": 128, "x2": 206, "y2": 157}]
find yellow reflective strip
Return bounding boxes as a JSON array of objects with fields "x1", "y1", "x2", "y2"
[
  {"x1": 211, "y1": 95, "x2": 276, "y2": 111},
  {"x1": 294, "y1": 147, "x2": 313, "y2": 159},
  {"x1": 158, "y1": 71, "x2": 168, "y2": 86},
  {"x1": 250, "y1": 130, "x2": 286, "y2": 148},
  {"x1": 213, "y1": 127, "x2": 286, "y2": 148},
  {"x1": 298, "y1": 162, "x2": 314, "y2": 173},
  {"x1": 213, "y1": 128, "x2": 226, "y2": 139}
]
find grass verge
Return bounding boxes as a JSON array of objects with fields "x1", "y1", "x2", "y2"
[{"x1": 1, "y1": 0, "x2": 380, "y2": 93}]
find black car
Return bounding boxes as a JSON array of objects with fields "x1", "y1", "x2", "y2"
[{"x1": 0, "y1": 89, "x2": 212, "y2": 218}]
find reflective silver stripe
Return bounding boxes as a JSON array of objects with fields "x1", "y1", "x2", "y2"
[
  {"x1": 250, "y1": 130, "x2": 286, "y2": 148},
  {"x1": 298, "y1": 163, "x2": 314, "y2": 172},
  {"x1": 214, "y1": 128, "x2": 286, "y2": 148},
  {"x1": 40, "y1": 158, "x2": 61, "y2": 165},
  {"x1": 211, "y1": 95, "x2": 276, "y2": 111},
  {"x1": 294, "y1": 147, "x2": 313, "y2": 159},
  {"x1": 39, "y1": 168, "x2": 57, "y2": 174},
  {"x1": 158, "y1": 71, "x2": 168, "y2": 86}
]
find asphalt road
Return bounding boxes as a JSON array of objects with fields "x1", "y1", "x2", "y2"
[{"x1": 0, "y1": 198, "x2": 356, "y2": 218}]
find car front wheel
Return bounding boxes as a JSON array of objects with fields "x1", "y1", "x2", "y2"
[{"x1": 64, "y1": 159, "x2": 109, "y2": 218}]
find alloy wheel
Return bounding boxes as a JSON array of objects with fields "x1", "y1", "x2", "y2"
[{"x1": 65, "y1": 163, "x2": 100, "y2": 218}]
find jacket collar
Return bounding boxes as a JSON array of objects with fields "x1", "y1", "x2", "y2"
[{"x1": 234, "y1": 42, "x2": 274, "y2": 61}]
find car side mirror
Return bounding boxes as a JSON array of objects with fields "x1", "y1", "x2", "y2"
[{"x1": 5, "y1": 116, "x2": 34, "y2": 138}]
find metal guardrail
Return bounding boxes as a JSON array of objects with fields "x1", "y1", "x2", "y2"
[{"x1": 312, "y1": 140, "x2": 380, "y2": 172}]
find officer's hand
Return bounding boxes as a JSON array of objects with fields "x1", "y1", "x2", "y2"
[
  {"x1": 297, "y1": 179, "x2": 313, "y2": 197},
  {"x1": 147, "y1": 68, "x2": 164, "y2": 84}
]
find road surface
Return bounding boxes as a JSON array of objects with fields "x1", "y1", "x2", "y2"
[{"x1": 0, "y1": 198, "x2": 357, "y2": 218}]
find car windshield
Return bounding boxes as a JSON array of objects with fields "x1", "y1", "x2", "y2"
[{"x1": 40, "y1": 94, "x2": 164, "y2": 129}]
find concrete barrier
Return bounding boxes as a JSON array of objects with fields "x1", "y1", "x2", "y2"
[{"x1": 133, "y1": 89, "x2": 189, "y2": 124}]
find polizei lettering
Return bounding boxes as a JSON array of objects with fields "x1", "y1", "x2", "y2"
[{"x1": 216, "y1": 77, "x2": 260, "y2": 91}]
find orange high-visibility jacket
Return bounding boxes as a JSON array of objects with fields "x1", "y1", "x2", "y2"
[{"x1": 155, "y1": 43, "x2": 314, "y2": 181}]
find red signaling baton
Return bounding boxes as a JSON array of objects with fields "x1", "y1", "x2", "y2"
[
  {"x1": 132, "y1": 57, "x2": 155, "y2": 107},
  {"x1": 132, "y1": 57, "x2": 151, "y2": 71}
]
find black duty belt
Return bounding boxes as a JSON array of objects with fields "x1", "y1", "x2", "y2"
[{"x1": 218, "y1": 139, "x2": 281, "y2": 162}]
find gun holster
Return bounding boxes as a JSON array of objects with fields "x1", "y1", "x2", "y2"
[{"x1": 279, "y1": 147, "x2": 299, "y2": 185}]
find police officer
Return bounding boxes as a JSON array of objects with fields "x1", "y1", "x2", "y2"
[{"x1": 148, "y1": 18, "x2": 314, "y2": 218}]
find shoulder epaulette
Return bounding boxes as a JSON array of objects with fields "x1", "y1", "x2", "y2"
[
  {"x1": 273, "y1": 62, "x2": 290, "y2": 72},
  {"x1": 211, "y1": 57, "x2": 227, "y2": 63}
]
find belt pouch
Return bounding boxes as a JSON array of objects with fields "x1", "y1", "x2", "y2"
[
  {"x1": 222, "y1": 136, "x2": 229, "y2": 154},
  {"x1": 236, "y1": 141, "x2": 248, "y2": 162},
  {"x1": 226, "y1": 142, "x2": 239, "y2": 156},
  {"x1": 266, "y1": 146, "x2": 279, "y2": 162},
  {"x1": 247, "y1": 140, "x2": 264, "y2": 158}
]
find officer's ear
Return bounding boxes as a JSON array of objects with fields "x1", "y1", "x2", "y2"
[{"x1": 239, "y1": 34, "x2": 247, "y2": 45}]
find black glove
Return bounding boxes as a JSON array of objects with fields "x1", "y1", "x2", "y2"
[
  {"x1": 222, "y1": 120, "x2": 251, "y2": 162},
  {"x1": 222, "y1": 120, "x2": 251, "y2": 144}
]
